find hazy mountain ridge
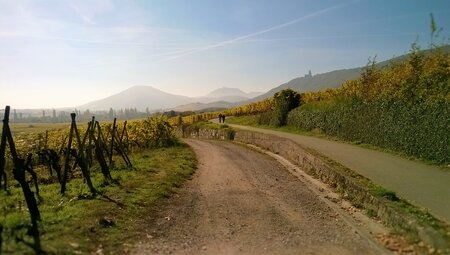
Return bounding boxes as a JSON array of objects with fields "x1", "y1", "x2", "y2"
[
  {"x1": 251, "y1": 46, "x2": 450, "y2": 102},
  {"x1": 198, "y1": 87, "x2": 263, "y2": 103},
  {"x1": 76, "y1": 46, "x2": 450, "y2": 112},
  {"x1": 77, "y1": 86, "x2": 260, "y2": 112},
  {"x1": 204, "y1": 87, "x2": 262, "y2": 98},
  {"x1": 251, "y1": 68, "x2": 362, "y2": 102},
  {"x1": 171, "y1": 101, "x2": 239, "y2": 112},
  {"x1": 78, "y1": 86, "x2": 194, "y2": 111}
]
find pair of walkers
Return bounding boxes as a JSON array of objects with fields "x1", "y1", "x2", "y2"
[{"x1": 218, "y1": 114, "x2": 226, "y2": 123}]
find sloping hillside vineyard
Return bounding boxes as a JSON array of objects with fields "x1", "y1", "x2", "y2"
[
  {"x1": 286, "y1": 45, "x2": 450, "y2": 164},
  {"x1": 176, "y1": 45, "x2": 450, "y2": 164}
]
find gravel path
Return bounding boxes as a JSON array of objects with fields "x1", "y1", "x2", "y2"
[{"x1": 132, "y1": 140, "x2": 386, "y2": 255}]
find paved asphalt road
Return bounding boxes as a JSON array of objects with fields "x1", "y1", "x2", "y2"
[{"x1": 226, "y1": 123, "x2": 450, "y2": 224}]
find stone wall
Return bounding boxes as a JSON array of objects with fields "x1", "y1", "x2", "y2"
[{"x1": 179, "y1": 126, "x2": 235, "y2": 140}]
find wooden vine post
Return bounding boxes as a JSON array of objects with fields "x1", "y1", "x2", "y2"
[
  {"x1": 1, "y1": 106, "x2": 42, "y2": 253},
  {"x1": 87, "y1": 116, "x2": 95, "y2": 167},
  {"x1": 61, "y1": 113, "x2": 96, "y2": 194},
  {"x1": 119, "y1": 121, "x2": 128, "y2": 149},
  {"x1": 73, "y1": 114, "x2": 96, "y2": 193},
  {"x1": 114, "y1": 124, "x2": 132, "y2": 168},
  {"x1": 93, "y1": 121, "x2": 112, "y2": 181},
  {"x1": 0, "y1": 107, "x2": 7, "y2": 190},
  {"x1": 109, "y1": 118, "x2": 117, "y2": 167},
  {"x1": 96, "y1": 121, "x2": 110, "y2": 160},
  {"x1": 107, "y1": 118, "x2": 132, "y2": 168}
]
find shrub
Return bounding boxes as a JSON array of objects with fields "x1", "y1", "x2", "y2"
[{"x1": 287, "y1": 98, "x2": 450, "y2": 164}]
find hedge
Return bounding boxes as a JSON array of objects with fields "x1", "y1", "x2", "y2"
[{"x1": 287, "y1": 98, "x2": 450, "y2": 164}]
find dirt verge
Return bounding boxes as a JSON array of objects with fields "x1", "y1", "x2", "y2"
[{"x1": 234, "y1": 130, "x2": 450, "y2": 254}]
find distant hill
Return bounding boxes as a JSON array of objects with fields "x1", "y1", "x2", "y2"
[
  {"x1": 251, "y1": 68, "x2": 362, "y2": 102},
  {"x1": 77, "y1": 46, "x2": 450, "y2": 112},
  {"x1": 201, "y1": 87, "x2": 263, "y2": 103},
  {"x1": 171, "y1": 101, "x2": 238, "y2": 112},
  {"x1": 77, "y1": 86, "x2": 255, "y2": 112},
  {"x1": 199, "y1": 95, "x2": 249, "y2": 104},
  {"x1": 205, "y1": 87, "x2": 262, "y2": 98},
  {"x1": 251, "y1": 45, "x2": 450, "y2": 102},
  {"x1": 78, "y1": 86, "x2": 195, "y2": 111}
]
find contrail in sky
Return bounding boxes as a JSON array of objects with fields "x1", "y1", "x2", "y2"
[
  {"x1": 161, "y1": 1, "x2": 358, "y2": 61},
  {"x1": 75, "y1": 0, "x2": 359, "y2": 68}
]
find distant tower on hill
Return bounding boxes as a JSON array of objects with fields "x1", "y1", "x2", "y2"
[{"x1": 304, "y1": 70, "x2": 312, "y2": 78}]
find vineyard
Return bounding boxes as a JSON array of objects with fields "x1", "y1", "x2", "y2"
[
  {"x1": 0, "y1": 106, "x2": 180, "y2": 254},
  {"x1": 166, "y1": 97, "x2": 274, "y2": 126},
  {"x1": 221, "y1": 45, "x2": 450, "y2": 164},
  {"x1": 286, "y1": 45, "x2": 450, "y2": 164}
]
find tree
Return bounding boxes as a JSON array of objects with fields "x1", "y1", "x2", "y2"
[
  {"x1": 108, "y1": 108, "x2": 114, "y2": 119},
  {"x1": 52, "y1": 109, "x2": 56, "y2": 122},
  {"x1": 273, "y1": 89, "x2": 301, "y2": 126}
]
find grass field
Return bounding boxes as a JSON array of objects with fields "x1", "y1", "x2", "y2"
[
  {"x1": 0, "y1": 144, "x2": 197, "y2": 254},
  {"x1": 1, "y1": 122, "x2": 72, "y2": 135}
]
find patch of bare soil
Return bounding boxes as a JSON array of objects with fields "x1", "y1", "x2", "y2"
[{"x1": 132, "y1": 140, "x2": 389, "y2": 255}]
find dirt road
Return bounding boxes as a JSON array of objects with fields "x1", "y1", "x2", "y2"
[{"x1": 133, "y1": 140, "x2": 386, "y2": 254}]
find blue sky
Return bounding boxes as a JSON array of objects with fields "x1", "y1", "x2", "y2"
[{"x1": 1, "y1": 0, "x2": 449, "y2": 109}]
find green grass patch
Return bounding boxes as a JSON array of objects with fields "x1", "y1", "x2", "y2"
[
  {"x1": 371, "y1": 186, "x2": 399, "y2": 201},
  {"x1": 0, "y1": 144, "x2": 197, "y2": 254},
  {"x1": 366, "y1": 208, "x2": 377, "y2": 218},
  {"x1": 3, "y1": 122, "x2": 77, "y2": 135}
]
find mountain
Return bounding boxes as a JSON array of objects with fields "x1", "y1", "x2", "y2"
[
  {"x1": 251, "y1": 68, "x2": 362, "y2": 102},
  {"x1": 199, "y1": 95, "x2": 248, "y2": 104},
  {"x1": 251, "y1": 45, "x2": 450, "y2": 102},
  {"x1": 78, "y1": 86, "x2": 264, "y2": 112},
  {"x1": 247, "y1": 91, "x2": 264, "y2": 98},
  {"x1": 171, "y1": 101, "x2": 239, "y2": 112},
  {"x1": 77, "y1": 46, "x2": 450, "y2": 112},
  {"x1": 202, "y1": 87, "x2": 263, "y2": 102},
  {"x1": 78, "y1": 86, "x2": 195, "y2": 111}
]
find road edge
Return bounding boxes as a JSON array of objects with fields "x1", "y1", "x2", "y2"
[
  {"x1": 233, "y1": 129, "x2": 450, "y2": 254},
  {"x1": 242, "y1": 142, "x2": 391, "y2": 254}
]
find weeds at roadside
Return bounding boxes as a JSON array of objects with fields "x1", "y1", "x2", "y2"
[{"x1": 0, "y1": 144, "x2": 196, "y2": 254}]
